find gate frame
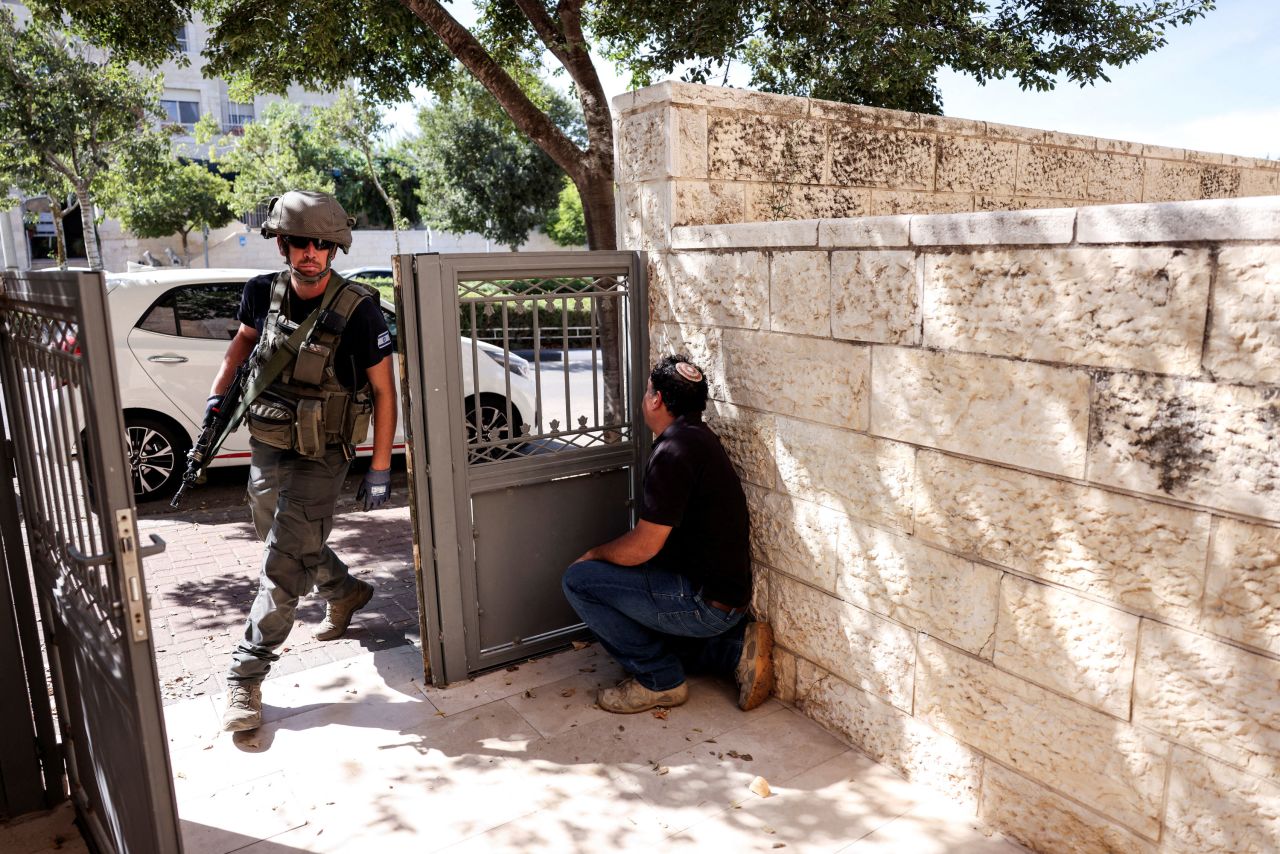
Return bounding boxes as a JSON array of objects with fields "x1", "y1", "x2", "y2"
[
  {"x1": 395, "y1": 251, "x2": 649, "y2": 685},
  {"x1": 0, "y1": 270, "x2": 180, "y2": 851}
]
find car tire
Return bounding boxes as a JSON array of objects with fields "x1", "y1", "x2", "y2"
[
  {"x1": 125, "y1": 415, "x2": 190, "y2": 502},
  {"x1": 464, "y1": 394, "x2": 524, "y2": 463}
]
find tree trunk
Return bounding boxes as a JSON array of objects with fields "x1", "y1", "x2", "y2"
[
  {"x1": 575, "y1": 167, "x2": 627, "y2": 433},
  {"x1": 72, "y1": 181, "x2": 102, "y2": 270},
  {"x1": 49, "y1": 201, "x2": 66, "y2": 269},
  {"x1": 179, "y1": 230, "x2": 190, "y2": 265}
]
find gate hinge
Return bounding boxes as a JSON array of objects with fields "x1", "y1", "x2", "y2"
[
  {"x1": 115, "y1": 509, "x2": 150, "y2": 643},
  {"x1": 472, "y1": 525, "x2": 479, "y2": 540}
]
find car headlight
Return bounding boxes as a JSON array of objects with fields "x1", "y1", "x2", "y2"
[{"x1": 482, "y1": 348, "x2": 530, "y2": 379}]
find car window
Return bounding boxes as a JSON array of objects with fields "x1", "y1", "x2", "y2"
[
  {"x1": 381, "y1": 306, "x2": 398, "y2": 349},
  {"x1": 138, "y1": 283, "x2": 243, "y2": 340}
]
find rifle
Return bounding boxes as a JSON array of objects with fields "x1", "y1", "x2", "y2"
[{"x1": 170, "y1": 356, "x2": 254, "y2": 509}]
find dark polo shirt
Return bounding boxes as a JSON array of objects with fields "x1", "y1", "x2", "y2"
[{"x1": 640, "y1": 414, "x2": 751, "y2": 607}]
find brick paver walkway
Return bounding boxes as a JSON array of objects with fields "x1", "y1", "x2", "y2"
[{"x1": 137, "y1": 471, "x2": 420, "y2": 705}]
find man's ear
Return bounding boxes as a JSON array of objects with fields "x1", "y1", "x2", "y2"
[{"x1": 276, "y1": 236, "x2": 287, "y2": 257}]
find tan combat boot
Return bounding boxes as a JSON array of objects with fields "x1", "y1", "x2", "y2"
[
  {"x1": 313, "y1": 578, "x2": 374, "y2": 641},
  {"x1": 222, "y1": 683, "x2": 263, "y2": 732},
  {"x1": 736, "y1": 621, "x2": 774, "y2": 711},
  {"x1": 597, "y1": 677, "x2": 689, "y2": 714}
]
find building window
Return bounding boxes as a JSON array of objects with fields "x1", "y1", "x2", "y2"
[
  {"x1": 227, "y1": 101, "x2": 255, "y2": 129},
  {"x1": 161, "y1": 98, "x2": 201, "y2": 131},
  {"x1": 174, "y1": 25, "x2": 188, "y2": 52}
]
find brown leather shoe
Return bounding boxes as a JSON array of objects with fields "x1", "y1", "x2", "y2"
[
  {"x1": 313, "y1": 578, "x2": 374, "y2": 640},
  {"x1": 736, "y1": 621, "x2": 774, "y2": 711},
  {"x1": 597, "y1": 677, "x2": 689, "y2": 714}
]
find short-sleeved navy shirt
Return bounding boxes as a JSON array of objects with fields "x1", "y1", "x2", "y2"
[
  {"x1": 640, "y1": 414, "x2": 751, "y2": 607},
  {"x1": 238, "y1": 272, "x2": 392, "y2": 390}
]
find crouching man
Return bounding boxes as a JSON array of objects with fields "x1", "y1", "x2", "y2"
[{"x1": 562, "y1": 355, "x2": 772, "y2": 714}]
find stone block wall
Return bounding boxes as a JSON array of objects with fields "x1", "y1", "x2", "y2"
[
  {"x1": 614, "y1": 81, "x2": 1279, "y2": 233},
  {"x1": 643, "y1": 196, "x2": 1280, "y2": 854}
]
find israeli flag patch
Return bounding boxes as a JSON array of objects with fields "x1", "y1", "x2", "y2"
[{"x1": 377, "y1": 330, "x2": 391, "y2": 349}]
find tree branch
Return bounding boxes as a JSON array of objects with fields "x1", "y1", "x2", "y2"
[
  {"x1": 398, "y1": 0, "x2": 587, "y2": 179},
  {"x1": 554, "y1": 0, "x2": 614, "y2": 174}
]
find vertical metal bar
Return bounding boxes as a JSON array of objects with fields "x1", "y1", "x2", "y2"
[
  {"x1": 561, "y1": 290, "x2": 571, "y2": 435},
  {"x1": 532, "y1": 303, "x2": 542, "y2": 429},
  {"x1": 499, "y1": 301, "x2": 513, "y2": 435},
  {"x1": 468, "y1": 299, "x2": 481, "y2": 451},
  {"x1": 49, "y1": 353, "x2": 89, "y2": 561},
  {"x1": 31, "y1": 344, "x2": 75, "y2": 566},
  {"x1": 590, "y1": 293, "x2": 600, "y2": 428}
]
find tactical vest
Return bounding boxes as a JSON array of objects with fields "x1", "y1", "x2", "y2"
[{"x1": 245, "y1": 272, "x2": 375, "y2": 458}]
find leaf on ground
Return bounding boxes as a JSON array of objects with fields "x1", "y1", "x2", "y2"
[
  {"x1": 652, "y1": 707, "x2": 668, "y2": 720},
  {"x1": 560, "y1": 687, "x2": 576, "y2": 698},
  {"x1": 571, "y1": 640, "x2": 590, "y2": 650},
  {"x1": 523, "y1": 689, "x2": 535, "y2": 699}
]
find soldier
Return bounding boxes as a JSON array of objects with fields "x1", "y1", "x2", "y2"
[{"x1": 211, "y1": 190, "x2": 397, "y2": 732}]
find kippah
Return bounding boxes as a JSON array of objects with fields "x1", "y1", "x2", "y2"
[{"x1": 675, "y1": 362, "x2": 703, "y2": 382}]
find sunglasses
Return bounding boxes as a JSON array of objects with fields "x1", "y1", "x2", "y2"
[{"x1": 283, "y1": 235, "x2": 336, "y2": 251}]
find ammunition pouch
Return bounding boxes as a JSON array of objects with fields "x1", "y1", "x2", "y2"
[{"x1": 247, "y1": 391, "x2": 296, "y2": 451}]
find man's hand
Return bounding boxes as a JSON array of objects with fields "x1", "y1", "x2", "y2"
[
  {"x1": 203, "y1": 395, "x2": 224, "y2": 428},
  {"x1": 356, "y1": 467, "x2": 391, "y2": 511},
  {"x1": 571, "y1": 520, "x2": 672, "y2": 567}
]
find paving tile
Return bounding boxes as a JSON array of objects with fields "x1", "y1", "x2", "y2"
[
  {"x1": 178, "y1": 771, "x2": 307, "y2": 854},
  {"x1": 416, "y1": 643, "x2": 613, "y2": 716}
]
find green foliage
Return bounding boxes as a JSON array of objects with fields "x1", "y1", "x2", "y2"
[
  {"x1": 0, "y1": 8, "x2": 163, "y2": 267},
  {"x1": 592, "y1": 0, "x2": 1216, "y2": 114},
  {"x1": 197, "y1": 102, "x2": 340, "y2": 215},
  {"x1": 103, "y1": 153, "x2": 235, "y2": 258},
  {"x1": 315, "y1": 87, "x2": 414, "y2": 235},
  {"x1": 411, "y1": 80, "x2": 578, "y2": 250},
  {"x1": 545, "y1": 178, "x2": 587, "y2": 248}
]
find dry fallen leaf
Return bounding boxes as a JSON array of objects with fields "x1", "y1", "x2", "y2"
[
  {"x1": 652, "y1": 707, "x2": 669, "y2": 720},
  {"x1": 655, "y1": 766, "x2": 670, "y2": 776},
  {"x1": 523, "y1": 689, "x2": 535, "y2": 699},
  {"x1": 560, "y1": 688, "x2": 576, "y2": 698},
  {"x1": 572, "y1": 640, "x2": 590, "y2": 650},
  {"x1": 750, "y1": 776, "x2": 772, "y2": 798}
]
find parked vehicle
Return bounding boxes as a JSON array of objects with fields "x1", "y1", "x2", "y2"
[{"x1": 102, "y1": 268, "x2": 537, "y2": 501}]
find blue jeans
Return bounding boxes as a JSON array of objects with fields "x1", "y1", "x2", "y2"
[{"x1": 562, "y1": 560, "x2": 748, "y2": 692}]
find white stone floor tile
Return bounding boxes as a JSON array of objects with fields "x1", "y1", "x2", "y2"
[{"x1": 157, "y1": 644, "x2": 1027, "y2": 854}]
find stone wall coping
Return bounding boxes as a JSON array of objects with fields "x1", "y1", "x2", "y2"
[
  {"x1": 665, "y1": 196, "x2": 1280, "y2": 251},
  {"x1": 1076, "y1": 196, "x2": 1280, "y2": 243}
]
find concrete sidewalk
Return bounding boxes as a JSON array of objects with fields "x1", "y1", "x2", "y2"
[{"x1": 162, "y1": 643, "x2": 1028, "y2": 853}]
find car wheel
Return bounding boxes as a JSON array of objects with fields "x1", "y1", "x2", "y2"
[
  {"x1": 125, "y1": 415, "x2": 190, "y2": 501},
  {"x1": 464, "y1": 394, "x2": 524, "y2": 463}
]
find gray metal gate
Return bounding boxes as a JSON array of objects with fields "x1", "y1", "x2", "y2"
[
  {"x1": 0, "y1": 271, "x2": 180, "y2": 852},
  {"x1": 397, "y1": 252, "x2": 647, "y2": 683}
]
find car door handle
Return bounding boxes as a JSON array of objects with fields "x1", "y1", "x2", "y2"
[{"x1": 147, "y1": 355, "x2": 189, "y2": 364}]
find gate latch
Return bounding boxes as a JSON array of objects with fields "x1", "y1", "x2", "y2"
[{"x1": 115, "y1": 509, "x2": 165, "y2": 643}]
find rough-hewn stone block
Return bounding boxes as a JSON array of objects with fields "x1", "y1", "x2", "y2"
[
  {"x1": 704, "y1": 400, "x2": 776, "y2": 489},
  {"x1": 618, "y1": 109, "x2": 666, "y2": 181},
  {"x1": 974, "y1": 195, "x2": 1077, "y2": 212},
  {"x1": 1203, "y1": 517, "x2": 1280, "y2": 656},
  {"x1": 994, "y1": 576, "x2": 1140, "y2": 717},
  {"x1": 670, "y1": 220, "x2": 818, "y2": 249},
  {"x1": 837, "y1": 522, "x2": 1000, "y2": 656},
  {"x1": 1086, "y1": 152, "x2": 1144, "y2": 202},
  {"x1": 1016, "y1": 145, "x2": 1092, "y2": 198},
  {"x1": 830, "y1": 128, "x2": 937, "y2": 189},
  {"x1": 795, "y1": 658, "x2": 985, "y2": 808},
  {"x1": 916, "y1": 638, "x2": 1168, "y2": 834},
  {"x1": 618, "y1": 182, "x2": 643, "y2": 250},
  {"x1": 935, "y1": 136, "x2": 1017, "y2": 194},
  {"x1": 637, "y1": 181, "x2": 669, "y2": 251},
  {"x1": 708, "y1": 113, "x2": 826, "y2": 183},
  {"x1": 1143, "y1": 159, "x2": 1242, "y2": 202},
  {"x1": 1240, "y1": 168, "x2": 1280, "y2": 197},
  {"x1": 719, "y1": 330, "x2": 869, "y2": 429},
  {"x1": 770, "y1": 251, "x2": 831, "y2": 336},
  {"x1": 921, "y1": 247, "x2": 1211, "y2": 374},
  {"x1": 871, "y1": 347, "x2": 1091, "y2": 477},
  {"x1": 745, "y1": 183, "x2": 869, "y2": 221},
  {"x1": 776, "y1": 417, "x2": 915, "y2": 531},
  {"x1": 1076, "y1": 196, "x2": 1280, "y2": 243},
  {"x1": 979, "y1": 763, "x2": 1157, "y2": 854},
  {"x1": 1133, "y1": 621, "x2": 1280, "y2": 782},
  {"x1": 671, "y1": 106, "x2": 708, "y2": 178},
  {"x1": 647, "y1": 253, "x2": 674, "y2": 324},
  {"x1": 745, "y1": 484, "x2": 844, "y2": 591},
  {"x1": 1088, "y1": 373, "x2": 1280, "y2": 521},
  {"x1": 1206, "y1": 245, "x2": 1280, "y2": 385},
  {"x1": 831, "y1": 250, "x2": 920, "y2": 345},
  {"x1": 913, "y1": 451, "x2": 1210, "y2": 623},
  {"x1": 771, "y1": 573, "x2": 916, "y2": 710},
  {"x1": 773, "y1": 645, "x2": 797, "y2": 703},
  {"x1": 818, "y1": 216, "x2": 911, "y2": 248},
  {"x1": 672, "y1": 181, "x2": 745, "y2": 228},
  {"x1": 1164, "y1": 748, "x2": 1280, "y2": 854},
  {"x1": 751, "y1": 564, "x2": 769, "y2": 623},
  {"x1": 870, "y1": 190, "x2": 973, "y2": 216},
  {"x1": 666, "y1": 250, "x2": 767, "y2": 328},
  {"x1": 809, "y1": 99, "x2": 921, "y2": 130}
]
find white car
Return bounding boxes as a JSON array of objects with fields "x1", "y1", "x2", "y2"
[{"x1": 102, "y1": 268, "x2": 538, "y2": 501}]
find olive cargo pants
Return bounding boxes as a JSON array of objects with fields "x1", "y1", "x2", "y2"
[{"x1": 226, "y1": 440, "x2": 360, "y2": 684}]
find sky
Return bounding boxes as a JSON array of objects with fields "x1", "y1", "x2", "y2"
[{"x1": 385, "y1": 0, "x2": 1280, "y2": 160}]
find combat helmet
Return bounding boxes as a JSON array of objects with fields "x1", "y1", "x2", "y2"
[{"x1": 261, "y1": 190, "x2": 355, "y2": 252}]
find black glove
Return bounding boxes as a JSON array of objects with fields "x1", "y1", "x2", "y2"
[
  {"x1": 356, "y1": 467, "x2": 392, "y2": 511},
  {"x1": 204, "y1": 394, "x2": 224, "y2": 428}
]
